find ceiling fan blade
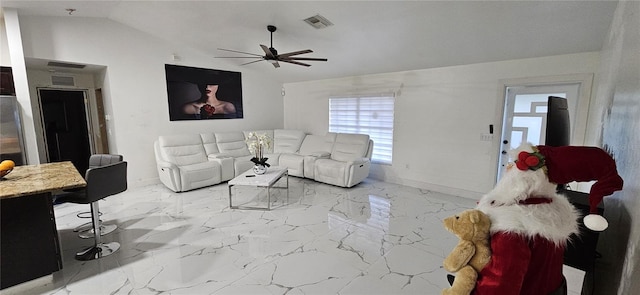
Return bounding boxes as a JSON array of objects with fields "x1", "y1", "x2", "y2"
[
  {"x1": 271, "y1": 60, "x2": 280, "y2": 68},
  {"x1": 215, "y1": 56, "x2": 264, "y2": 59},
  {"x1": 217, "y1": 48, "x2": 262, "y2": 57},
  {"x1": 260, "y1": 44, "x2": 276, "y2": 58},
  {"x1": 280, "y1": 60, "x2": 311, "y2": 67},
  {"x1": 240, "y1": 59, "x2": 265, "y2": 66},
  {"x1": 283, "y1": 57, "x2": 328, "y2": 62},
  {"x1": 278, "y1": 49, "x2": 313, "y2": 58}
]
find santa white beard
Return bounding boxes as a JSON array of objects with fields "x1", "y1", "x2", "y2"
[
  {"x1": 478, "y1": 167, "x2": 557, "y2": 208},
  {"x1": 477, "y1": 167, "x2": 579, "y2": 245}
]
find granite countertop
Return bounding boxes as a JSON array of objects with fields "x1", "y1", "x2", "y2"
[{"x1": 0, "y1": 162, "x2": 86, "y2": 199}]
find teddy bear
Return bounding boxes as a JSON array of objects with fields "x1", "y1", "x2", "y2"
[{"x1": 441, "y1": 209, "x2": 492, "y2": 295}]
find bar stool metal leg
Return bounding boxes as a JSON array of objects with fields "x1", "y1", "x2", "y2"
[
  {"x1": 77, "y1": 224, "x2": 117, "y2": 239},
  {"x1": 75, "y1": 202, "x2": 120, "y2": 261},
  {"x1": 74, "y1": 211, "x2": 117, "y2": 239}
]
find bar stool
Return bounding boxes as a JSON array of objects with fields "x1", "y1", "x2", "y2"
[
  {"x1": 68, "y1": 154, "x2": 123, "y2": 238},
  {"x1": 55, "y1": 161, "x2": 128, "y2": 260}
]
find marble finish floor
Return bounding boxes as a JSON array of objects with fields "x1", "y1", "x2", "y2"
[{"x1": 5, "y1": 177, "x2": 580, "y2": 294}]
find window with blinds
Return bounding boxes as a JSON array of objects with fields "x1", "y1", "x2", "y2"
[{"x1": 329, "y1": 94, "x2": 395, "y2": 164}]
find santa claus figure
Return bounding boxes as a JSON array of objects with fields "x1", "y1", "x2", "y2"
[{"x1": 473, "y1": 142, "x2": 623, "y2": 295}]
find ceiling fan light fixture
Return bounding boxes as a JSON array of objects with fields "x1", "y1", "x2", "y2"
[
  {"x1": 304, "y1": 14, "x2": 333, "y2": 29},
  {"x1": 216, "y1": 25, "x2": 327, "y2": 68}
]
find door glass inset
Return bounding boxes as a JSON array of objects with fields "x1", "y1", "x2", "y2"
[{"x1": 497, "y1": 83, "x2": 580, "y2": 181}]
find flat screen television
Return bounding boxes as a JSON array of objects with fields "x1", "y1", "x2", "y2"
[{"x1": 545, "y1": 96, "x2": 570, "y2": 147}]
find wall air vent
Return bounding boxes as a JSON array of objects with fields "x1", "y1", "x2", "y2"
[
  {"x1": 303, "y1": 14, "x2": 334, "y2": 29},
  {"x1": 51, "y1": 75, "x2": 75, "y2": 86},
  {"x1": 47, "y1": 61, "x2": 86, "y2": 69}
]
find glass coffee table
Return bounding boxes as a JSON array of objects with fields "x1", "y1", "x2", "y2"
[{"x1": 228, "y1": 166, "x2": 289, "y2": 210}]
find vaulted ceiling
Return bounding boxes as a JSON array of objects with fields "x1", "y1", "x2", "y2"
[{"x1": 2, "y1": 1, "x2": 618, "y2": 83}]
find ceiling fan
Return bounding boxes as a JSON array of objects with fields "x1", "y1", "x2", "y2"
[{"x1": 216, "y1": 25, "x2": 328, "y2": 68}]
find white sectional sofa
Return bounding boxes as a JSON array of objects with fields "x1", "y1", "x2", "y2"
[{"x1": 154, "y1": 129, "x2": 373, "y2": 192}]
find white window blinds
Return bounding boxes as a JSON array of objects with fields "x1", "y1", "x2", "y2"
[{"x1": 329, "y1": 94, "x2": 395, "y2": 164}]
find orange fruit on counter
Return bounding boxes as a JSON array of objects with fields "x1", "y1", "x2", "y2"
[{"x1": 0, "y1": 160, "x2": 15, "y2": 171}]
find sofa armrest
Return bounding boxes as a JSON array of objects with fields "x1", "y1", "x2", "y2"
[
  {"x1": 306, "y1": 151, "x2": 331, "y2": 158},
  {"x1": 156, "y1": 160, "x2": 181, "y2": 192},
  {"x1": 346, "y1": 157, "x2": 369, "y2": 166},
  {"x1": 156, "y1": 159, "x2": 177, "y2": 170},
  {"x1": 302, "y1": 152, "x2": 331, "y2": 179},
  {"x1": 207, "y1": 156, "x2": 235, "y2": 181},
  {"x1": 208, "y1": 153, "x2": 234, "y2": 159},
  {"x1": 346, "y1": 158, "x2": 371, "y2": 187}
]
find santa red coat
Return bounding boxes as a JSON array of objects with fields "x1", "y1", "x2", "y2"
[
  {"x1": 473, "y1": 232, "x2": 566, "y2": 294},
  {"x1": 474, "y1": 168, "x2": 579, "y2": 295}
]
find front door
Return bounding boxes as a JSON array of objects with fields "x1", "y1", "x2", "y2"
[
  {"x1": 39, "y1": 89, "x2": 93, "y2": 173},
  {"x1": 496, "y1": 83, "x2": 580, "y2": 181}
]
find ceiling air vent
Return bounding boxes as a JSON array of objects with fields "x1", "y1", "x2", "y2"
[
  {"x1": 47, "y1": 61, "x2": 86, "y2": 69},
  {"x1": 51, "y1": 75, "x2": 75, "y2": 86},
  {"x1": 303, "y1": 14, "x2": 333, "y2": 29}
]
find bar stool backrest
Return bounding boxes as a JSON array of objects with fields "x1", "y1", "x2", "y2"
[
  {"x1": 85, "y1": 161, "x2": 128, "y2": 203},
  {"x1": 88, "y1": 154, "x2": 124, "y2": 169}
]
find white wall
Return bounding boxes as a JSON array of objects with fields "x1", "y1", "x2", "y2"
[
  {"x1": 15, "y1": 15, "x2": 284, "y2": 186},
  {"x1": 284, "y1": 52, "x2": 601, "y2": 199},
  {"x1": 587, "y1": 1, "x2": 640, "y2": 294}
]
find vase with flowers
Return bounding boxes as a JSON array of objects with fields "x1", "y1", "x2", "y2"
[{"x1": 245, "y1": 132, "x2": 272, "y2": 175}]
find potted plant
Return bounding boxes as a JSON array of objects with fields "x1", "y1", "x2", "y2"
[{"x1": 245, "y1": 132, "x2": 272, "y2": 174}]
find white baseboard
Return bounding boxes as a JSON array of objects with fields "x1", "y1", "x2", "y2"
[
  {"x1": 368, "y1": 171, "x2": 483, "y2": 200},
  {"x1": 128, "y1": 177, "x2": 161, "y2": 189},
  {"x1": 132, "y1": 173, "x2": 483, "y2": 201}
]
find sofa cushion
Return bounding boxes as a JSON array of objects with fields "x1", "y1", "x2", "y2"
[
  {"x1": 279, "y1": 153, "x2": 304, "y2": 177},
  {"x1": 215, "y1": 132, "x2": 251, "y2": 157},
  {"x1": 273, "y1": 129, "x2": 305, "y2": 153},
  {"x1": 299, "y1": 133, "x2": 337, "y2": 155},
  {"x1": 200, "y1": 133, "x2": 219, "y2": 155},
  {"x1": 331, "y1": 133, "x2": 370, "y2": 162},
  {"x1": 158, "y1": 134, "x2": 208, "y2": 166}
]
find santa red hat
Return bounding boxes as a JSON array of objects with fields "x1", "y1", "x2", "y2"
[{"x1": 515, "y1": 144, "x2": 624, "y2": 231}]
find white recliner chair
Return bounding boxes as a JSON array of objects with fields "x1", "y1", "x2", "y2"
[
  {"x1": 154, "y1": 134, "x2": 222, "y2": 192},
  {"x1": 313, "y1": 133, "x2": 373, "y2": 187}
]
